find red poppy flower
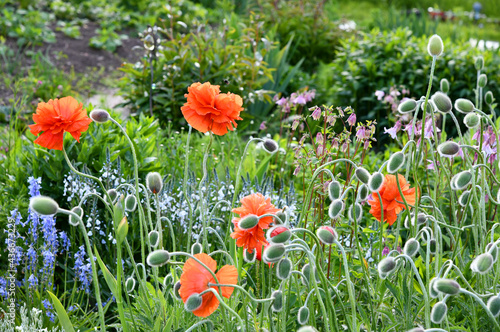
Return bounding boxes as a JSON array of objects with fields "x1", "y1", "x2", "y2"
[
  {"x1": 368, "y1": 174, "x2": 418, "y2": 226},
  {"x1": 230, "y1": 193, "x2": 281, "y2": 253},
  {"x1": 29, "y1": 96, "x2": 92, "y2": 150},
  {"x1": 179, "y1": 253, "x2": 238, "y2": 317}
]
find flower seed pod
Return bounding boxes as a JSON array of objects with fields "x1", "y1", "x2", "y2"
[
  {"x1": 185, "y1": 293, "x2": 203, "y2": 312},
  {"x1": 30, "y1": 196, "x2": 59, "y2": 216},
  {"x1": 238, "y1": 214, "x2": 259, "y2": 230},
  {"x1": 403, "y1": 238, "x2": 420, "y2": 257},
  {"x1": 116, "y1": 217, "x2": 128, "y2": 245},
  {"x1": 487, "y1": 296, "x2": 500, "y2": 317},
  {"x1": 454, "y1": 98, "x2": 475, "y2": 114},
  {"x1": 298, "y1": 306, "x2": 310, "y2": 325},
  {"x1": 243, "y1": 249, "x2": 257, "y2": 263},
  {"x1": 458, "y1": 191, "x2": 470, "y2": 207},
  {"x1": 274, "y1": 211, "x2": 287, "y2": 224},
  {"x1": 430, "y1": 301, "x2": 448, "y2": 324},
  {"x1": 355, "y1": 167, "x2": 371, "y2": 184},
  {"x1": 451, "y1": 170, "x2": 473, "y2": 190},
  {"x1": 106, "y1": 189, "x2": 118, "y2": 204},
  {"x1": 125, "y1": 277, "x2": 136, "y2": 293},
  {"x1": 440, "y1": 78, "x2": 450, "y2": 93},
  {"x1": 125, "y1": 194, "x2": 137, "y2": 212},
  {"x1": 146, "y1": 249, "x2": 170, "y2": 267},
  {"x1": 316, "y1": 226, "x2": 338, "y2": 245},
  {"x1": 163, "y1": 273, "x2": 174, "y2": 287},
  {"x1": 429, "y1": 278, "x2": 439, "y2": 298},
  {"x1": 146, "y1": 172, "x2": 163, "y2": 194},
  {"x1": 357, "y1": 184, "x2": 369, "y2": 201},
  {"x1": 387, "y1": 151, "x2": 405, "y2": 173},
  {"x1": 69, "y1": 206, "x2": 83, "y2": 226},
  {"x1": 471, "y1": 253, "x2": 494, "y2": 274},
  {"x1": 89, "y1": 109, "x2": 110, "y2": 123},
  {"x1": 378, "y1": 257, "x2": 397, "y2": 277},
  {"x1": 191, "y1": 242, "x2": 202, "y2": 255},
  {"x1": 328, "y1": 199, "x2": 345, "y2": 219},
  {"x1": 297, "y1": 327, "x2": 318, "y2": 332},
  {"x1": 328, "y1": 180, "x2": 342, "y2": 200},
  {"x1": 437, "y1": 141, "x2": 460, "y2": 157},
  {"x1": 485, "y1": 91, "x2": 494, "y2": 105},
  {"x1": 397, "y1": 99, "x2": 417, "y2": 114},
  {"x1": 268, "y1": 226, "x2": 291, "y2": 244},
  {"x1": 149, "y1": 230, "x2": 159, "y2": 247},
  {"x1": 173, "y1": 281, "x2": 182, "y2": 300},
  {"x1": 262, "y1": 139, "x2": 279, "y2": 154},
  {"x1": 348, "y1": 203, "x2": 363, "y2": 222},
  {"x1": 263, "y1": 243, "x2": 286, "y2": 263},
  {"x1": 431, "y1": 92, "x2": 452, "y2": 114},
  {"x1": 369, "y1": 172, "x2": 384, "y2": 192},
  {"x1": 427, "y1": 34, "x2": 444, "y2": 57},
  {"x1": 478, "y1": 74, "x2": 488, "y2": 88},
  {"x1": 486, "y1": 243, "x2": 498, "y2": 263},
  {"x1": 464, "y1": 113, "x2": 480, "y2": 129},
  {"x1": 434, "y1": 278, "x2": 461, "y2": 295},
  {"x1": 276, "y1": 258, "x2": 292, "y2": 280},
  {"x1": 271, "y1": 290, "x2": 283, "y2": 312},
  {"x1": 475, "y1": 56, "x2": 484, "y2": 71}
]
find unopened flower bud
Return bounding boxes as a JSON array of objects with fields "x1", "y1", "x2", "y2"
[
  {"x1": 485, "y1": 91, "x2": 494, "y2": 105},
  {"x1": 464, "y1": 113, "x2": 480, "y2": 129},
  {"x1": 89, "y1": 109, "x2": 110, "y2": 123},
  {"x1": 185, "y1": 293, "x2": 203, "y2": 312},
  {"x1": 440, "y1": 78, "x2": 450, "y2": 93},
  {"x1": 301, "y1": 264, "x2": 319, "y2": 285},
  {"x1": 348, "y1": 203, "x2": 363, "y2": 222},
  {"x1": 238, "y1": 214, "x2": 259, "y2": 230},
  {"x1": 191, "y1": 242, "x2": 203, "y2": 255},
  {"x1": 452, "y1": 170, "x2": 472, "y2": 190},
  {"x1": 316, "y1": 226, "x2": 338, "y2": 245},
  {"x1": 116, "y1": 217, "x2": 128, "y2": 245},
  {"x1": 478, "y1": 74, "x2": 487, "y2": 88},
  {"x1": 421, "y1": 100, "x2": 435, "y2": 112},
  {"x1": 268, "y1": 226, "x2": 291, "y2": 244},
  {"x1": 146, "y1": 249, "x2": 170, "y2": 267},
  {"x1": 173, "y1": 281, "x2": 182, "y2": 300},
  {"x1": 298, "y1": 306, "x2": 310, "y2": 325},
  {"x1": 328, "y1": 199, "x2": 345, "y2": 219},
  {"x1": 475, "y1": 56, "x2": 484, "y2": 71},
  {"x1": 146, "y1": 172, "x2": 163, "y2": 194},
  {"x1": 403, "y1": 238, "x2": 420, "y2": 257},
  {"x1": 271, "y1": 290, "x2": 283, "y2": 312},
  {"x1": 434, "y1": 278, "x2": 461, "y2": 295},
  {"x1": 124, "y1": 195, "x2": 137, "y2": 212},
  {"x1": 431, "y1": 92, "x2": 452, "y2": 114},
  {"x1": 355, "y1": 167, "x2": 371, "y2": 184},
  {"x1": 427, "y1": 34, "x2": 444, "y2": 57},
  {"x1": 437, "y1": 141, "x2": 460, "y2": 157},
  {"x1": 276, "y1": 258, "x2": 292, "y2": 280},
  {"x1": 430, "y1": 301, "x2": 448, "y2": 324},
  {"x1": 387, "y1": 151, "x2": 405, "y2": 173},
  {"x1": 369, "y1": 172, "x2": 384, "y2": 192},
  {"x1": 486, "y1": 243, "x2": 498, "y2": 263},
  {"x1": 125, "y1": 277, "x2": 136, "y2": 293},
  {"x1": 69, "y1": 206, "x2": 83, "y2": 226},
  {"x1": 262, "y1": 139, "x2": 279, "y2": 154},
  {"x1": 406, "y1": 328, "x2": 424, "y2": 332},
  {"x1": 30, "y1": 196, "x2": 59, "y2": 216},
  {"x1": 429, "y1": 278, "x2": 439, "y2": 298},
  {"x1": 297, "y1": 327, "x2": 318, "y2": 332},
  {"x1": 263, "y1": 243, "x2": 286, "y2": 263},
  {"x1": 454, "y1": 98, "x2": 475, "y2": 114},
  {"x1": 429, "y1": 238, "x2": 437, "y2": 253},
  {"x1": 328, "y1": 180, "x2": 341, "y2": 200},
  {"x1": 378, "y1": 257, "x2": 397, "y2": 277},
  {"x1": 458, "y1": 191, "x2": 470, "y2": 207},
  {"x1": 163, "y1": 273, "x2": 174, "y2": 287},
  {"x1": 274, "y1": 211, "x2": 287, "y2": 224},
  {"x1": 487, "y1": 296, "x2": 500, "y2": 317},
  {"x1": 471, "y1": 253, "x2": 494, "y2": 274},
  {"x1": 398, "y1": 99, "x2": 417, "y2": 114},
  {"x1": 106, "y1": 189, "x2": 118, "y2": 204},
  {"x1": 243, "y1": 248, "x2": 257, "y2": 263},
  {"x1": 149, "y1": 230, "x2": 159, "y2": 247}
]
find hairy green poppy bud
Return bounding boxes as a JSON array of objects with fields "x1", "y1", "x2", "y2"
[
  {"x1": 328, "y1": 180, "x2": 341, "y2": 200},
  {"x1": 427, "y1": 34, "x2": 444, "y2": 57},
  {"x1": 238, "y1": 214, "x2": 259, "y2": 230},
  {"x1": 454, "y1": 98, "x2": 475, "y2": 114},
  {"x1": 163, "y1": 273, "x2": 174, "y2": 287},
  {"x1": 106, "y1": 189, "x2": 118, "y2": 204},
  {"x1": 431, "y1": 92, "x2": 452, "y2": 114},
  {"x1": 298, "y1": 306, "x2": 310, "y2": 325},
  {"x1": 301, "y1": 264, "x2": 319, "y2": 285},
  {"x1": 348, "y1": 203, "x2": 363, "y2": 222},
  {"x1": 355, "y1": 167, "x2": 371, "y2": 184},
  {"x1": 69, "y1": 206, "x2": 83, "y2": 226},
  {"x1": 398, "y1": 99, "x2": 417, "y2": 114},
  {"x1": 478, "y1": 74, "x2": 488, "y2": 88},
  {"x1": 243, "y1": 248, "x2": 257, "y2": 263},
  {"x1": 191, "y1": 242, "x2": 202, "y2": 255},
  {"x1": 316, "y1": 226, "x2": 338, "y2": 245},
  {"x1": 378, "y1": 257, "x2": 397, "y2": 277},
  {"x1": 486, "y1": 243, "x2": 498, "y2": 263},
  {"x1": 173, "y1": 281, "x2": 182, "y2": 300},
  {"x1": 485, "y1": 91, "x2": 494, "y2": 105},
  {"x1": 464, "y1": 113, "x2": 480, "y2": 129},
  {"x1": 146, "y1": 172, "x2": 163, "y2": 194},
  {"x1": 125, "y1": 277, "x2": 136, "y2": 293},
  {"x1": 471, "y1": 253, "x2": 494, "y2": 274},
  {"x1": 403, "y1": 238, "x2": 420, "y2": 257},
  {"x1": 488, "y1": 296, "x2": 500, "y2": 317},
  {"x1": 458, "y1": 191, "x2": 470, "y2": 207},
  {"x1": 89, "y1": 109, "x2": 110, "y2": 123},
  {"x1": 125, "y1": 194, "x2": 137, "y2": 212},
  {"x1": 276, "y1": 258, "x2": 292, "y2": 280},
  {"x1": 30, "y1": 196, "x2": 59, "y2": 216},
  {"x1": 429, "y1": 238, "x2": 437, "y2": 254},
  {"x1": 429, "y1": 278, "x2": 439, "y2": 298},
  {"x1": 475, "y1": 56, "x2": 484, "y2": 71},
  {"x1": 116, "y1": 217, "x2": 128, "y2": 245},
  {"x1": 185, "y1": 293, "x2": 203, "y2": 312},
  {"x1": 431, "y1": 301, "x2": 448, "y2": 324},
  {"x1": 297, "y1": 327, "x2": 318, "y2": 332},
  {"x1": 263, "y1": 243, "x2": 286, "y2": 263},
  {"x1": 146, "y1": 249, "x2": 170, "y2": 267},
  {"x1": 387, "y1": 151, "x2": 405, "y2": 173},
  {"x1": 406, "y1": 328, "x2": 424, "y2": 332},
  {"x1": 149, "y1": 230, "x2": 159, "y2": 247},
  {"x1": 271, "y1": 290, "x2": 283, "y2": 312},
  {"x1": 452, "y1": 170, "x2": 473, "y2": 190},
  {"x1": 357, "y1": 184, "x2": 369, "y2": 201},
  {"x1": 434, "y1": 278, "x2": 461, "y2": 295},
  {"x1": 437, "y1": 141, "x2": 460, "y2": 157},
  {"x1": 369, "y1": 172, "x2": 384, "y2": 192},
  {"x1": 268, "y1": 226, "x2": 291, "y2": 244},
  {"x1": 440, "y1": 78, "x2": 450, "y2": 93},
  {"x1": 262, "y1": 139, "x2": 279, "y2": 154},
  {"x1": 421, "y1": 100, "x2": 435, "y2": 113},
  {"x1": 274, "y1": 211, "x2": 287, "y2": 224},
  {"x1": 328, "y1": 199, "x2": 344, "y2": 219}
]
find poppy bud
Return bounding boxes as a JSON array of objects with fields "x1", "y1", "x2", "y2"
[
  {"x1": 403, "y1": 238, "x2": 420, "y2": 257},
  {"x1": 263, "y1": 243, "x2": 286, "y2": 263},
  {"x1": 404, "y1": 213, "x2": 427, "y2": 228},
  {"x1": 486, "y1": 243, "x2": 498, "y2": 263},
  {"x1": 437, "y1": 141, "x2": 460, "y2": 157},
  {"x1": 276, "y1": 258, "x2": 292, "y2": 280},
  {"x1": 355, "y1": 167, "x2": 371, "y2": 184},
  {"x1": 125, "y1": 277, "x2": 136, "y2": 293},
  {"x1": 146, "y1": 172, "x2": 163, "y2": 194},
  {"x1": 378, "y1": 257, "x2": 397, "y2": 277},
  {"x1": 475, "y1": 56, "x2": 484, "y2": 71},
  {"x1": 427, "y1": 34, "x2": 444, "y2": 57},
  {"x1": 357, "y1": 184, "x2": 369, "y2": 201},
  {"x1": 440, "y1": 78, "x2": 450, "y2": 93},
  {"x1": 274, "y1": 211, "x2": 287, "y2": 224},
  {"x1": 69, "y1": 206, "x2": 83, "y2": 226},
  {"x1": 173, "y1": 281, "x2": 182, "y2": 300},
  {"x1": 458, "y1": 191, "x2": 470, "y2": 207},
  {"x1": 478, "y1": 74, "x2": 488, "y2": 88},
  {"x1": 116, "y1": 217, "x2": 128, "y2": 245},
  {"x1": 397, "y1": 99, "x2": 417, "y2": 114},
  {"x1": 185, "y1": 293, "x2": 203, "y2": 312},
  {"x1": 238, "y1": 214, "x2": 259, "y2": 230},
  {"x1": 106, "y1": 189, "x2": 118, "y2": 204},
  {"x1": 271, "y1": 290, "x2": 283, "y2": 312},
  {"x1": 434, "y1": 278, "x2": 461, "y2": 295},
  {"x1": 464, "y1": 113, "x2": 480, "y2": 129},
  {"x1": 421, "y1": 100, "x2": 435, "y2": 112},
  {"x1": 406, "y1": 328, "x2": 424, "y2": 332},
  {"x1": 316, "y1": 226, "x2": 338, "y2": 245},
  {"x1": 30, "y1": 196, "x2": 59, "y2": 216},
  {"x1": 429, "y1": 278, "x2": 439, "y2": 298},
  {"x1": 243, "y1": 249, "x2": 257, "y2": 263},
  {"x1": 387, "y1": 151, "x2": 405, "y2": 173},
  {"x1": 429, "y1": 238, "x2": 437, "y2": 253},
  {"x1": 268, "y1": 226, "x2": 291, "y2": 244},
  {"x1": 191, "y1": 242, "x2": 203, "y2": 255},
  {"x1": 163, "y1": 273, "x2": 174, "y2": 287},
  {"x1": 262, "y1": 139, "x2": 279, "y2": 154},
  {"x1": 369, "y1": 172, "x2": 384, "y2": 192},
  {"x1": 149, "y1": 230, "x2": 159, "y2": 247},
  {"x1": 431, "y1": 92, "x2": 452, "y2": 114},
  {"x1": 89, "y1": 109, "x2": 110, "y2": 123},
  {"x1": 146, "y1": 249, "x2": 170, "y2": 267},
  {"x1": 430, "y1": 301, "x2": 448, "y2": 324},
  {"x1": 125, "y1": 195, "x2": 137, "y2": 212},
  {"x1": 454, "y1": 98, "x2": 475, "y2": 114},
  {"x1": 328, "y1": 180, "x2": 342, "y2": 200},
  {"x1": 301, "y1": 264, "x2": 319, "y2": 285},
  {"x1": 485, "y1": 91, "x2": 494, "y2": 105},
  {"x1": 297, "y1": 327, "x2": 318, "y2": 332},
  {"x1": 328, "y1": 199, "x2": 344, "y2": 219},
  {"x1": 348, "y1": 203, "x2": 363, "y2": 222},
  {"x1": 298, "y1": 306, "x2": 310, "y2": 325},
  {"x1": 451, "y1": 170, "x2": 473, "y2": 190},
  {"x1": 471, "y1": 253, "x2": 494, "y2": 274},
  {"x1": 487, "y1": 296, "x2": 500, "y2": 317}
]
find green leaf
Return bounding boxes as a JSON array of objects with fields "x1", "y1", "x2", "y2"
[
  {"x1": 47, "y1": 291, "x2": 75, "y2": 332},
  {"x1": 95, "y1": 246, "x2": 117, "y2": 295}
]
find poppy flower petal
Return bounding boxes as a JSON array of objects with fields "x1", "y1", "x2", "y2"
[{"x1": 215, "y1": 265, "x2": 238, "y2": 298}]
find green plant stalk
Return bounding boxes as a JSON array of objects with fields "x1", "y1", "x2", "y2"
[
  {"x1": 115, "y1": 238, "x2": 129, "y2": 332},
  {"x1": 200, "y1": 133, "x2": 213, "y2": 251},
  {"x1": 184, "y1": 126, "x2": 195, "y2": 250},
  {"x1": 334, "y1": 240, "x2": 357, "y2": 332},
  {"x1": 460, "y1": 289, "x2": 500, "y2": 331}
]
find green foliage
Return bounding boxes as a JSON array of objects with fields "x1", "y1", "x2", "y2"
[
  {"x1": 371, "y1": 7, "x2": 439, "y2": 37},
  {"x1": 89, "y1": 26, "x2": 128, "y2": 52}
]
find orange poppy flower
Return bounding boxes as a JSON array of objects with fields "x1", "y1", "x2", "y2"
[
  {"x1": 230, "y1": 193, "x2": 281, "y2": 253},
  {"x1": 368, "y1": 174, "x2": 418, "y2": 226},
  {"x1": 181, "y1": 82, "x2": 243, "y2": 136},
  {"x1": 179, "y1": 253, "x2": 238, "y2": 317},
  {"x1": 29, "y1": 97, "x2": 92, "y2": 150}
]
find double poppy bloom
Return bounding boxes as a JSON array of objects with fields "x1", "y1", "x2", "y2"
[
  {"x1": 29, "y1": 96, "x2": 92, "y2": 150},
  {"x1": 368, "y1": 174, "x2": 418, "y2": 226},
  {"x1": 230, "y1": 193, "x2": 281, "y2": 253},
  {"x1": 181, "y1": 82, "x2": 243, "y2": 136},
  {"x1": 179, "y1": 253, "x2": 238, "y2": 317}
]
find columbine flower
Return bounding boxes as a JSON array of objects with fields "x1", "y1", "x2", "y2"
[
  {"x1": 347, "y1": 113, "x2": 356, "y2": 127},
  {"x1": 384, "y1": 121, "x2": 402, "y2": 139},
  {"x1": 179, "y1": 253, "x2": 237, "y2": 317},
  {"x1": 356, "y1": 126, "x2": 366, "y2": 141},
  {"x1": 375, "y1": 90, "x2": 385, "y2": 101},
  {"x1": 259, "y1": 121, "x2": 267, "y2": 130},
  {"x1": 382, "y1": 246, "x2": 390, "y2": 256},
  {"x1": 292, "y1": 94, "x2": 307, "y2": 105},
  {"x1": 276, "y1": 97, "x2": 287, "y2": 106},
  {"x1": 311, "y1": 107, "x2": 322, "y2": 120}
]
